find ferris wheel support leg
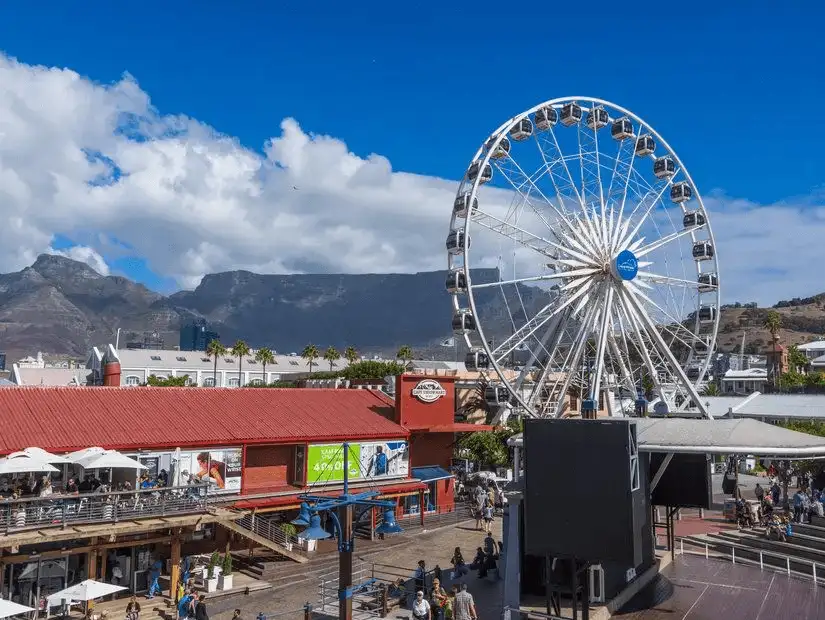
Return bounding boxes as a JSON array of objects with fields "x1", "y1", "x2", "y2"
[
  {"x1": 552, "y1": 302, "x2": 600, "y2": 418},
  {"x1": 608, "y1": 333, "x2": 639, "y2": 397},
  {"x1": 590, "y1": 286, "x2": 615, "y2": 401},
  {"x1": 623, "y1": 287, "x2": 712, "y2": 419}
]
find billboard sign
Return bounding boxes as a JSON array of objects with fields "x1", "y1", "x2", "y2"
[
  {"x1": 307, "y1": 440, "x2": 409, "y2": 485},
  {"x1": 411, "y1": 379, "x2": 447, "y2": 403},
  {"x1": 177, "y1": 448, "x2": 242, "y2": 493}
]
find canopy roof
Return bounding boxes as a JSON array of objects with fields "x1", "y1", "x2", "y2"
[
  {"x1": 0, "y1": 598, "x2": 36, "y2": 618},
  {"x1": 508, "y1": 418, "x2": 825, "y2": 457},
  {"x1": 0, "y1": 453, "x2": 60, "y2": 474}
]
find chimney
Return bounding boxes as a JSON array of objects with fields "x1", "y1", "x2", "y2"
[{"x1": 103, "y1": 361, "x2": 122, "y2": 387}]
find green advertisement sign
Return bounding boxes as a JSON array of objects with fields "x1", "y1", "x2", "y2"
[{"x1": 306, "y1": 443, "x2": 362, "y2": 483}]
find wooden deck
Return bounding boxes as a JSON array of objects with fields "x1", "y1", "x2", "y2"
[{"x1": 615, "y1": 554, "x2": 825, "y2": 619}]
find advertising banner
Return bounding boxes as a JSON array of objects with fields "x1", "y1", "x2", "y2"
[
  {"x1": 306, "y1": 440, "x2": 408, "y2": 485},
  {"x1": 178, "y1": 448, "x2": 242, "y2": 493}
]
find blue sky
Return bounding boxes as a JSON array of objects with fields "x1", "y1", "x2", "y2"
[{"x1": 0, "y1": 2, "x2": 823, "y2": 302}]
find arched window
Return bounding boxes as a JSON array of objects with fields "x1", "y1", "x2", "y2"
[
  {"x1": 228, "y1": 377, "x2": 240, "y2": 387},
  {"x1": 249, "y1": 378, "x2": 263, "y2": 386},
  {"x1": 203, "y1": 377, "x2": 216, "y2": 387},
  {"x1": 125, "y1": 375, "x2": 141, "y2": 386}
]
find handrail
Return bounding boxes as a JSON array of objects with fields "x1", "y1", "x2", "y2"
[
  {"x1": 0, "y1": 483, "x2": 216, "y2": 535},
  {"x1": 678, "y1": 535, "x2": 822, "y2": 584},
  {"x1": 234, "y1": 513, "x2": 308, "y2": 557}
]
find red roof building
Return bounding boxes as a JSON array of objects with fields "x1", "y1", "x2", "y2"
[{"x1": 0, "y1": 386, "x2": 402, "y2": 454}]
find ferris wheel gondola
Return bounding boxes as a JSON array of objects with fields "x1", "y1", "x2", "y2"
[{"x1": 445, "y1": 97, "x2": 720, "y2": 419}]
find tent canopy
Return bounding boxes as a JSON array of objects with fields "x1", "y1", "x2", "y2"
[
  {"x1": 68, "y1": 447, "x2": 147, "y2": 470},
  {"x1": 0, "y1": 453, "x2": 60, "y2": 474},
  {"x1": 0, "y1": 598, "x2": 36, "y2": 618},
  {"x1": 508, "y1": 418, "x2": 825, "y2": 457},
  {"x1": 46, "y1": 580, "x2": 126, "y2": 605},
  {"x1": 22, "y1": 447, "x2": 70, "y2": 464}
]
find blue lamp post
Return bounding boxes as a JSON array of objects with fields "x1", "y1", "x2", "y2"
[{"x1": 296, "y1": 442, "x2": 402, "y2": 620}]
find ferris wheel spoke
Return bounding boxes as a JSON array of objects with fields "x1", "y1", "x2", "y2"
[
  {"x1": 617, "y1": 173, "x2": 679, "y2": 252},
  {"x1": 493, "y1": 279, "x2": 594, "y2": 363},
  {"x1": 514, "y1": 310, "x2": 567, "y2": 398},
  {"x1": 589, "y1": 285, "x2": 615, "y2": 400},
  {"x1": 615, "y1": 290, "x2": 666, "y2": 397},
  {"x1": 608, "y1": 332, "x2": 640, "y2": 396},
  {"x1": 470, "y1": 208, "x2": 597, "y2": 265},
  {"x1": 636, "y1": 271, "x2": 704, "y2": 289},
  {"x1": 622, "y1": 287, "x2": 710, "y2": 418},
  {"x1": 492, "y1": 157, "x2": 567, "y2": 239},
  {"x1": 471, "y1": 268, "x2": 599, "y2": 290},
  {"x1": 634, "y1": 225, "x2": 705, "y2": 259},
  {"x1": 606, "y1": 135, "x2": 637, "y2": 251},
  {"x1": 624, "y1": 282, "x2": 699, "y2": 349}
]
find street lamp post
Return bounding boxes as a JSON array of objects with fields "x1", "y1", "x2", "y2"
[{"x1": 293, "y1": 442, "x2": 403, "y2": 620}]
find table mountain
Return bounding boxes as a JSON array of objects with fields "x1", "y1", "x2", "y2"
[{"x1": 0, "y1": 255, "x2": 551, "y2": 359}]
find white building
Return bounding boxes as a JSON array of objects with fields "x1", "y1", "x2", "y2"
[
  {"x1": 87, "y1": 344, "x2": 352, "y2": 387},
  {"x1": 16, "y1": 352, "x2": 45, "y2": 369},
  {"x1": 798, "y1": 340, "x2": 825, "y2": 361},
  {"x1": 721, "y1": 368, "x2": 768, "y2": 395}
]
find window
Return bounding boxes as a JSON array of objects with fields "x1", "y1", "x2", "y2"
[
  {"x1": 150, "y1": 355, "x2": 161, "y2": 361},
  {"x1": 293, "y1": 446, "x2": 306, "y2": 485},
  {"x1": 247, "y1": 359, "x2": 256, "y2": 365},
  {"x1": 176, "y1": 356, "x2": 187, "y2": 362},
  {"x1": 201, "y1": 357, "x2": 211, "y2": 363},
  {"x1": 425, "y1": 482, "x2": 438, "y2": 512},
  {"x1": 203, "y1": 377, "x2": 215, "y2": 387},
  {"x1": 224, "y1": 358, "x2": 234, "y2": 363},
  {"x1": 125, "y1": 375, "x2": 141, "y2": 386},
  {"x1": 403, "y1": 494, "x2": 420, "y2": 515},
  {"x1": 289, "y1": 360, "x2": 300, "y2": 366},
  {"x1": 228, "y1": 378, "x2": 240, "y2": 387},
  {"x1": 249, "y1": 378, "x2": 263, "y2": 385}
]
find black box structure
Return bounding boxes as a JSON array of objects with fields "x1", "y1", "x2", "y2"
[
  {"x1": 523, "y1": 418, "x2": 650, "y2": 568},
  {"x1": 649, "y1": 452, "x2": 712, "y2": 509}
]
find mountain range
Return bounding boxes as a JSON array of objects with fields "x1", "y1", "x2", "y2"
[
  {"x1": 1, "y1": 255, "x2": 823, "y2": 361},
  {"x1": 0, "y1": 255, "x2": 550, "y2": 359}
]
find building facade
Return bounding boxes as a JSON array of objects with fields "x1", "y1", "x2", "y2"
[{"x1": 179, "y1": 320, "x2": 220, "y2": 353}]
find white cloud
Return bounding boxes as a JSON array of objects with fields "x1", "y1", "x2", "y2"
[
  {"x1": 0, "y1": 51, "x2": 822, "y2": 306},
  {"x1": 48, "y1": 245, "x2": 110, "y2": 276}
]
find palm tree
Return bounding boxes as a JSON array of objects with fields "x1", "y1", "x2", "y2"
[
  {"x1": 701, "y1": 383, "x2": 719, "y2": 396},
  {"x1": 344, "y1": 346, "x2": 359, "y2": 365},
  {"x1": 323, "y1": 346, "x2": 341, "y2": 371},
  {"x1": 396, "y1": 345, "x2": 413, "y2": 366},
  {"x1": 301, "y1": 344, "x2": 320, "y2": 373},
  {"x1": 255, "y1": 347, "x2": 275, "y2": 385},
  {"x1": 206, "y1": 339, "x2": 227, "y2": 387},
  {"x1": 764, "y1": 310, "x2": 782, "y2": 387},
  {"x1": 231, "y1": 340, "x2": 250, "y2": 387}
]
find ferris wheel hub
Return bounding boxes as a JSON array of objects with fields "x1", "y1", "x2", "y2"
[{"x1": 612, "y1": 249, "x2": 639, "y2": 282}]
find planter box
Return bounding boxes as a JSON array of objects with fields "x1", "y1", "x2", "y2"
[
  {"x1": 298, "y1": 537, "x2": 317, "y2": 552},
  {"x1": 201, "y1": 567, "x2": 209, "y2": 580},
  {"x1": 206, "y1": 578, "x2": 219, "y2": 593},
  {"x1": 219, "y1": 574, "x2": 233, "y2": 591}
]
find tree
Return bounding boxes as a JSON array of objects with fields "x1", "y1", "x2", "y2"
[
  {"x1": 788, "y1": 344, "x2": 809, "y2": 373},
  {"x1": 460, "y1": 418, "x2": 522, "y2": 468},
  {"x1": 301, "y1": 344, "x2": 320, "y2": 373},
  {"x1": 145, "y1": 374, "x2": 190, "y2": 387},
  {"x1": 344, "y1": 346, "x2": 359, "y2": 365},
  {"x1": 206, "y1": 339, "x2": 227, "y2": 387},
  {"x1": 396, "y1": 345, "x2": 413, "y2": 365},
  {"x1": 323, "y1": 346, "x2": 341, "y2": 371},
  {"x1": 340, "y1": 360, "x2": 405, "y2": 380},
  {"x1": 701, "y1": 383, "x2": 719, "y2": 396},
  {"x1": 231, "y1": 340, "x2": 250, "y2": 386},
  {"x1": 255, "y1": 347, "x2": 275, "y2": 384},
  {"x1": 764, "y1": 310, "x2": 782, "y2": 387}
]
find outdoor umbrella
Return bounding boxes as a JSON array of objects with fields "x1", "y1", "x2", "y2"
[
  {"x1": 0, "y1": 599, "x2": 36, "y2": 618},
  {"x1": 0, "y1": 453, "x2": 60, "y2": 475},
  {"x1": 76, "y1": 450, "x2": 147, "y2": 471},
  {"x1": 46, "y1": 579, "x2": 126, "y2": 606},
  {"x1": 22, "y1": 447, "x2": 70, "y2": 464}
]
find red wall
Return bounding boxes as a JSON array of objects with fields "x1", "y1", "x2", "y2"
[
  {"x1": 395, "y1": 374, "x2": 456, "y2": 428},
  {"x1": 243, "y1": 445, "x2": 295, "y2": 494},
  {"x1": 411, "y1": 433, "x2": 453, "y2": 469}
]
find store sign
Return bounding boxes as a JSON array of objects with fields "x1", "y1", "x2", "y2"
[
  {"x1": 177, "y1": 448, "x2": 242, "y2": 493},
  {"x1": 307, "y1": 440, "x2": 409, "y2": 484},
  {"x1": 411, "y1": 379, "x2": 447, "y2": 403}
]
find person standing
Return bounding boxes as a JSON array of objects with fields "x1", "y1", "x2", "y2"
[
  {"x1": 453, "y1": 583, "x2": 477, "y2": 620},
  {"x1": 194, "y1": 595, "x2": 209, "y2": 620},
  {"x1": 412, "y1": 591, "x2": 431, "y2": 620},
  {"x1": 430, "y1": 578, "x2": 448, "y2": 620},
  {"x1": 754, "y1": 483, "x2": 764, "y2": 503},
  {"x1": 414, "y1": 560, "x2": 427, "y2": 596},
  {"x1": 482, "y1": 501, "x2": 494, "y2": 534}
]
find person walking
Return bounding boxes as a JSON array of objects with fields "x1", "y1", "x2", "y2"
[
  {"x1": 482, "y1": 501, "x2": 494, "y2": 534},
  {"x1": 430, "y1": 578, "x2": 448, "y2": 620},
  {"x1": 412, "y1": 591, "x2": 432, "y2": 620},
  {"x1": 453, "y1": 583, "x2": 477, "y2": 620},
  {"x1": 194, "y1": 595, "x2": 209, "y2": 620}
]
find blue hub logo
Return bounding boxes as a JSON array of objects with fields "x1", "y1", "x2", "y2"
[{"x1": 615, "y1": 249, "x2": 638, "y2": 281}]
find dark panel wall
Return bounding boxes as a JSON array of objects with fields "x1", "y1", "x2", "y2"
[{"x1": 650, "y1": 453, "x2": 712, "y2": 509}]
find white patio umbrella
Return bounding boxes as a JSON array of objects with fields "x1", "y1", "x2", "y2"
[
  {"x1": 0, "y1": 598, "x2": 36, "y2": 618},
  {"x1": 77, "y1": 451, "x2": 147, "y2": 471},
  {"x1": 22, "y1": 447, "x2": 70, "y2": 464},
  {"x1": 46, "y1": 579, "x2": 126, "y2": 605},
  {"x1": 66, "y1": 447, "x2": 105, "y2": 463},
  {"x1": 0, "y1": 453, "x2": 60, "y2": 475}
]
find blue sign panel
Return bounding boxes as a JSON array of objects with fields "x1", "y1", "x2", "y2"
[{"x1": 615, "y1": 249, "x2": 638, "y2": 281}]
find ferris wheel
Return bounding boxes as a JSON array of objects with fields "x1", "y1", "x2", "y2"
[{"x1": 445, "y1": 97, "x2": 719, "y2": 419}]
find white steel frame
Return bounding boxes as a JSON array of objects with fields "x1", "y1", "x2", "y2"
[{"x1": 447, "y1": 97, "x2": 720, "y2": 419}]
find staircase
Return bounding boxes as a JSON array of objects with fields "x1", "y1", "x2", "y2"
[
  {"x1": 221, "y1": 513, "x2": 309, "y2": 563},
  {"x1": 681, "y1": 522, "x2": 825, "y2": 583}
]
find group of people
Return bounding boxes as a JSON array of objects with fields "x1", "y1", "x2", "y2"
[
  {"x1": 470, "y1": 482, "x2": 503, "y2": 534},
  {"x1": 408, "y1": 580, "x2": 477, "y2": 620}
]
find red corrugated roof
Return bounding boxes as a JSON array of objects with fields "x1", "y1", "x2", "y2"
[
  {"x1": 0, "y1": 387, "x2": 404, "y2": 454},
  {"x1": 233, "y1": 480, "x2": 427, "y2": 510}
]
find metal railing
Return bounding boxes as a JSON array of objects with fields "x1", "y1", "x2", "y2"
[
  {"x1": 501, "y1": 608, "x2": 566, "y2": 620},
  {"x1": 255, "y1": 604, "x2": 313, "y2": 619},
  {"x1": 235, "y1": 513, "x2": 308, "y2": 557},
  {"x1": 679, "y1": 536, "x2": 825, "y2": 585},
  {"x1": 394, "y1": 501, "x2": 476, "y2": 534},
  {"x1": 0, "y1": 483, "x2": 219, "y2": 535}
]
